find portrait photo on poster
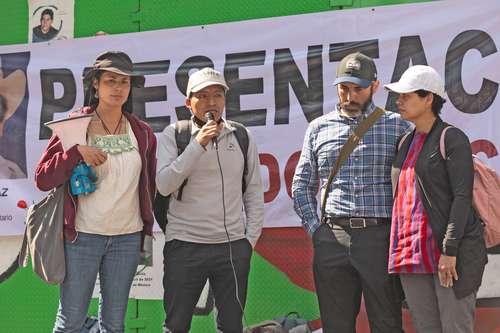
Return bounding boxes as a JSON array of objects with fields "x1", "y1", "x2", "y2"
[
  {"x1": 0, "y1": 53, "x2": 29, "y2": 179},
  {"x1": 28, "y1": 1, "x2": 74, "y2": 43}
]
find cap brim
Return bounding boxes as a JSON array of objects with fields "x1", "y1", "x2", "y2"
[
  {"x1": 384, "y1": 81, "x2": 418, "y2": 94},
  {"x1": 102, "y1": 67, "x2": 134, "y2": 76},
  {"x1": 82, "y1": 68, "x2": 145, "y2": 88},
  {"x1": 385, "y1": 81, "x2": 447, "y2": 99},
  {"x1": 190, "y1": 80, "x2": 229, "y2": 94},
  {"x1": 333, "y1": 76, "x2": 372, "y2": 89}
]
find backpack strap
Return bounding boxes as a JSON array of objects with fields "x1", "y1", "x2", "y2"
[
  {"x1": 439, "y1": 125, "x2": 453, "y2": 159},
  {"x1": 397, "y1": 131, "x2": 413, "y2": 152},
  {"x1": 227, "y1": 120, "x2": 249, "y2": 194},
  {"x1": 153, "y1": 120, "x2": 192, "y2": 232},
  {"x1": 175, "y1": 120, "x2": 192, "y2": 201}
]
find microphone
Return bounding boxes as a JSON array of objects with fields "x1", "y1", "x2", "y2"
[
  {"x1": 206, "y1": 111, "x2": 215, "y2": 122},
  {"x1": 206, "y1": 112, "x2": 218, "y2": 150}
]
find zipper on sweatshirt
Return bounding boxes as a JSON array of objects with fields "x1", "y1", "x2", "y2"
[
  {"x1": 142, "y1": 126, "x2": 157, "y2": 241},
  {"x1": 142, "y1": 127, "x2": 153, "y2": 220},
  {"x1": 143, "y1": 127, "x2": 151, "y2": 210}
]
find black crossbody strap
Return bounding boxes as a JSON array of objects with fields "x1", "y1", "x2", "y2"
[
  {"x1": 320, "y1": 107, "x2": 386, "y2": 221},
  {"x1": 175, "y1": 120, "x2": 192, "y2": 200},
  {"x1": 227, "y1": 120, "x2": 249, "y2": 194}
]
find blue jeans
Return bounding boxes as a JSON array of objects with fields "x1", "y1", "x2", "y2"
[{"x1": 53, "y1": 232, "x2": 141, "y2": 333}]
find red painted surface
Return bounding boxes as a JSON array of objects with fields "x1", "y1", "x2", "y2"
[
  {"x1": 259, "y1": 153, "x2": 281, "y2": 203},
  {"x1": 255, "y1": 227, "x2": 500, "y2": 332},
  {"x1": 471, "y1": 139, "x2": 498, "y2": 158},
  {"x1": 255, "y1": 227, "x2": 315, "y2": 292}
]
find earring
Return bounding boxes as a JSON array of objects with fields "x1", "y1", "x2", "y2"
[{"x1": 94, "y1": 90, "x2": 99, "y2": 99}]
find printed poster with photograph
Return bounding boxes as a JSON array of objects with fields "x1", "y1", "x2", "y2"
[
  {"x1": 28, "y1": 0, "x2": 74, "y2": 43},
  {"x1": 0, "y1": 53, "x2": 29, "y2": 180}
]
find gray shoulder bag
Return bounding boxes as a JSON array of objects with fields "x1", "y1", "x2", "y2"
[{"x1": 18, "y1": 184, "x2": 66, "y2": 284}]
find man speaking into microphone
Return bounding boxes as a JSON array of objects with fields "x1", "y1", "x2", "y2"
[{"x1": 156, "y1": 68, "x2": 264, "y2": 333}]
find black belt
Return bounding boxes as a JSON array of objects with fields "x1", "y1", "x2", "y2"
[{"x1": 323, "y1": 217, "x2": 389, "y2": 229}]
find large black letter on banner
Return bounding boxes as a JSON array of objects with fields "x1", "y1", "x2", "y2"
[
  {"x1": 224, "y1": 51, "x2": 266, "y2": 126},
  {"x1": 132, "y1": 60, "x2": 170, "y2": 133},
  {"x1": 39, "y1": 69, "x2": 76, "y2": 139},
  {"x1": 385, "y1": 36, "x2": 428, "y2": 111},
  {"x1": 175, "y1": 56, "x2": 214, "y2": 121},
  {"x1": 274, "y1": 45, "x2": 323, "y2": 124},
  {"x1": 445, "y1": 30, "x2": 498, "y2": 114}
]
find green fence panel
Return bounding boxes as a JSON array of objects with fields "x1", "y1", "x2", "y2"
[
  {"x1": 0, "y1": 0, "x2": 436, "y2": 45},
  {"x1": 140, "y1": 0, "x2": 435, "y2": 31},
  {"x1": 0, "y1": 262, "x2": 59, "y2": 332},
  {"x1": 0, "y1": 252, "x2": 318, "y2": 332},
  {"x1": 75, "y1": 0, "x2": 140, "y2": 37},
  {"x1": 0, "y1": 2, "x2": 29, "y2": 45}
]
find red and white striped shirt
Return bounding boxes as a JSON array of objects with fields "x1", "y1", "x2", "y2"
[{"x1": 389, "y1": 132, "x2": 441, "y2": 274}]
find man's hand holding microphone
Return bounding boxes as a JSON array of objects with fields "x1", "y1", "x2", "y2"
[{"x1": 195, "y1": 111, "x2": 222, "y2": 149}]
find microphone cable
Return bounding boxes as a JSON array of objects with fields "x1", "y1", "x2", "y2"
[{"x1": 214, "y1": 137, "x2": 248, "y2": 328}]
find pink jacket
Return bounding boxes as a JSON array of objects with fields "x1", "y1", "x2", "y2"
[{"x1": 35, "y1": 107, "x2": 157, "y2": 242}]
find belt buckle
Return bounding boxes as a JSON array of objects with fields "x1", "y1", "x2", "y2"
[
  {"x1": 324, "y1": 218, "x2": 335, "y2": 230},
  {"x1": 349, "y1": 218, "x2": 366, "y2": 228}
]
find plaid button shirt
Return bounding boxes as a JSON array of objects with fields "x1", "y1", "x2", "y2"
[{"x1": 292, "y1": 103, "x2": 412, "y2": 235}]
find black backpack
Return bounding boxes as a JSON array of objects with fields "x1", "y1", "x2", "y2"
[{"x1": 153, "y1": 120, "x2": 249, "y2": 233}]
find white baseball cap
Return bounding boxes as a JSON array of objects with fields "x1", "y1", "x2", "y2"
[
  {"x1": 384, "y1": 65, "x2": 446, "y2": 99},
  {"x1": 186, "y1": 67, "x2": 229, "y2": 97}
]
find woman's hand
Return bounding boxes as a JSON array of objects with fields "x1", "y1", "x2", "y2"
[
  {"x1": 438, "y1": 255, "x2": 458, "y2": 288},
  {"x1": 77, "y1": 145, "x2": 107, "y2": 167}
]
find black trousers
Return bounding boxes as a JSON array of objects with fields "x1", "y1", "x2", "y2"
[
  {"x1": 312, "y1": 223, "x2": 404, "y2": 333},
  {"x1": 163, "y1": 238, "x2": 252, "y2": 333}
]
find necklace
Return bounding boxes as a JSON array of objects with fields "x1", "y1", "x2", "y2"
[{"x1": 95, "y1": 110, "x2": 123, "y2": 135}]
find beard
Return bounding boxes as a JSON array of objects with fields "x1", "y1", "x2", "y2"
[{"x1": 340, "y1": 87, "x2": 374, "y2": 115}]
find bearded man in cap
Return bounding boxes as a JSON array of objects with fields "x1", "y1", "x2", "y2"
[
  {"x1": 292, "y1": 52, "x2": 411, "y2": 332},
  {"x1": 156, "y1": 67, "x2": 264, "y2": 333}
]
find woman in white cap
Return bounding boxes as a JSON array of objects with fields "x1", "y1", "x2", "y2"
[
  {"x1": 385, "y1": 65, "x2": 487, "y2": 333},
  {"x1": 35, "y1": 51, "x2": 157, "y2": 333}
]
